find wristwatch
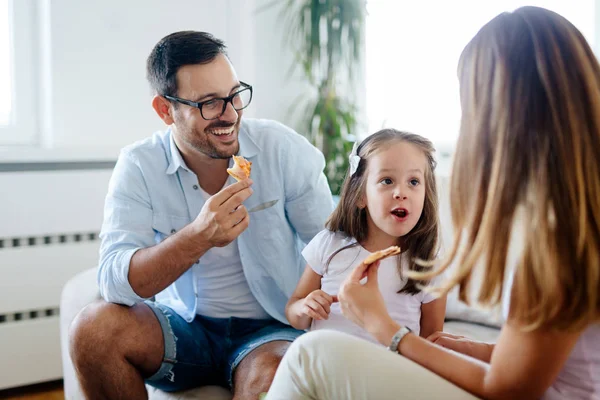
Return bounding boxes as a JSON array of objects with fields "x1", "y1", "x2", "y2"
[{"x1": 388, "y1": 326, "x2": 412, "y2": 354}]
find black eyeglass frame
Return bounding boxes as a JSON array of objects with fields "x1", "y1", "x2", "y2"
[{"x1": 163, "y1": 81, "x2": 253, "y2": 120}]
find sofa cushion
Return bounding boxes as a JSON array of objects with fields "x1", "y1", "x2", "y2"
[
  {"x1": 444, "y1": 320, "x2": 501, "y2": 343},
  {"x1": 445, "y1": 287, "x2": 504, "y2": 328},
  {"x1": 146, "y1": 385, "x2": 231, "y2": 400}
]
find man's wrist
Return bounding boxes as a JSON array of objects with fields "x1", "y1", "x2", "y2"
[{"x1": 179, "y1": 224, "x2": 211, "y2": 261}]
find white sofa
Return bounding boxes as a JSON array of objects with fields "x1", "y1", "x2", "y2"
[{"x1": 59, "y1": 176, "x2": 502, "y2": 399}]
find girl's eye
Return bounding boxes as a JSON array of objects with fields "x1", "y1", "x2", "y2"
[
  {"x1": 380, "y1": 178, "x2": 393, "y2": 185},
  {"x1": 410, "y1": 179, "x2": 420, "y2": 186}
]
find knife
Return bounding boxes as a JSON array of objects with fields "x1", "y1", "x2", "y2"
[{"x1": 248, "y1": 199, "x2": 279, "y2": 213}]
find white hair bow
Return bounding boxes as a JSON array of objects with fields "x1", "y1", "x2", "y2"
[{"x1": 348, "y1": 141, "x2": 361, "y2": 176}]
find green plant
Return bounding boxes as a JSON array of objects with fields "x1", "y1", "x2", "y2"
[{"x1": 263, "y1": 0, "x2": 366, "y2": 194}]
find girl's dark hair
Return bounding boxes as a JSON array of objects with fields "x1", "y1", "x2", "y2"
[{"x1": 325, "y1": 129, "x2": 440, "y2": 294}]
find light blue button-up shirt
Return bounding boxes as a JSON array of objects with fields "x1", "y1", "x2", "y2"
[{"x1": 98, "y1": 118, "x2": 334, "y2": 324}]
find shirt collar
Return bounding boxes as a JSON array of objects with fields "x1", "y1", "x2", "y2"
[
  {"x1": 237, "y1": 120, "x2": 260, "y2": 159},
  {"x1": 165, "y1": 128, "x2": 190, "y2": 175}
]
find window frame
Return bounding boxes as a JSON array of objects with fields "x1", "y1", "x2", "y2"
[{"x1": 0, "y1": 0, "x2": 37, "y2": 145}]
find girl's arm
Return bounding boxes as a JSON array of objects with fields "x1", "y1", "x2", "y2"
[
  {"x1": 419, "y1": 294, "x2": 447, "y2": 338},
  {"x1": 285, "y1": 265, "x2": 328, "y2": 330}
]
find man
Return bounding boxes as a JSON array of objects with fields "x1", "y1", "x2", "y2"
[{"x1": 69, "y1": 31, "x2": 333, "y2": 400}]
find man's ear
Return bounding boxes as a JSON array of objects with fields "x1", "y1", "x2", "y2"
[{"x1": 152, "y1": 95, "x2": 175, "y2": 125}]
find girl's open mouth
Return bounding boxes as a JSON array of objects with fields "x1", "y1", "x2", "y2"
[{"x1": 391, "y1": 208, "x2": 409, "y2": 220}]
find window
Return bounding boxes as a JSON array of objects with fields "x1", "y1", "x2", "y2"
[
  {"x1": 0, "y1": 0, "x2": 37, "y2": 145},
  {"x1": 366, "y1": 1, "x2": 595, "y2": 155},
  {"x1": 0, "y1": 0, "x2": 11, "y2": 125}
]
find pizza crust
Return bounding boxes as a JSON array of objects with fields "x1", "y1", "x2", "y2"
[{"x1": 363, "y1": 245, "x2": 401, "y2": 265}]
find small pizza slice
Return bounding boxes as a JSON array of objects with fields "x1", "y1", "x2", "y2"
[
  {"x1": 363, "y1": 245, "x2": 401, "y2": 265},
  {"x1": 227, "y1": 155, "x2": 252, "y2": 181}
]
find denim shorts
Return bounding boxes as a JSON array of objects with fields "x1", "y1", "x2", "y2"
[{"x1": 144, "y1": 301, "x2": 304, "y2": 392}]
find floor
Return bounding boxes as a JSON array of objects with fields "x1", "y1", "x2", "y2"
[{"x1": 0, "y1": 380, "x2": 64, "y2": 400}]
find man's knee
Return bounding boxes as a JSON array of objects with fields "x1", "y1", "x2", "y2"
[
  {"x1": 69, "y1": 301, "x2": 129, "y2": 365},
  {"x1": 250, "y1": 345, "x2": 286, "y2": 375},
  {"x1": 235, "y1": 341, "x2": 290, "y2": 388}
]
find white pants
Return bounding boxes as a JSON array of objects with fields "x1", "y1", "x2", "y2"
[{"x1": 265, "y1": 330, "x2": 480, "y2": 400}]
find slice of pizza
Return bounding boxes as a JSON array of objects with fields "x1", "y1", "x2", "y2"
[
  {"x1": 227, "y1": 155, "x2": 252, "y2": 181},
  {"x1": 363, "y1": 245, "x2": 401, "y2": 265}
]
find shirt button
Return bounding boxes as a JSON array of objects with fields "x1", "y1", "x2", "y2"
[
  {"x1": 170, "y1": 229, "x2": 176, "y2": 234},
  {"x1": 193, "y1": 184, "x2": 199, "y2": 190}
]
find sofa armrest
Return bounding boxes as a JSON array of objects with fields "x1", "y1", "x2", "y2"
[
  {"x1": 60, "y1": 267, "x2": 101, "y2": 400},
  {"x1": 58, "y1": 268, "x2": 233, "y2": 400}
]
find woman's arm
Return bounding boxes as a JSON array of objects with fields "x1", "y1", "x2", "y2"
[
  {"x1": 339, "y1": 262, "x2": 582, "y2": 400},
  {"x1": 427, "y1": 332, "x2": 495, "y2": 363},
  {"x1": 419, "y1": 295, "x2": 447, "y2": 338},
  {"x1": 286, "y1": 265, "x2": 333, "y2": 330},
  {"x1": 372, "y1": 317, "x2": 579, "y2": 399}
]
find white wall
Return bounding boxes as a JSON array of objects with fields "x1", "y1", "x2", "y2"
[
  {"x1": 250, "y1": 0, "x2": 315, "y2": 135},
  {"x1": 1, "y1": 0, "x2": 306, "y2": 162}
]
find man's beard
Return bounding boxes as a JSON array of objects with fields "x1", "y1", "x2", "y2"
[{"x1": 190, "y1": 119, "x2": 241, "y2": 159}]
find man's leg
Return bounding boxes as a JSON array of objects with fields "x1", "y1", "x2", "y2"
[
  {"x1": 69, "y1": 300, "x2": 164, "y2": 400},
  {"x1": 231, "y1": 340, "x2": 290, "y2": 400}
]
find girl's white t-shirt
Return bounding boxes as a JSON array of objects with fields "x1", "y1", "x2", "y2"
[{"x1": 302, "y1": 229, "x2": 437, "y2": 344}]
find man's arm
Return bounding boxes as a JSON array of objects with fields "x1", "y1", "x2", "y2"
[
  {"x1": 129, "y1": 179, "x2": 253, "y2": 298},
  {"x1": 98, "y1": 152, "x2": 253, "y2": 303},
  {"x1": 281, "y1": 130, "x2": 334, "y2": 243}
]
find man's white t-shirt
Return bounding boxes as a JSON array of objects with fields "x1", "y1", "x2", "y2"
[
  {"x1": 302, "y1": 229, "x2": 437, "y2": 343},
  {"x1": 194, "y1": 185, "x2": 270, "y2": 319}
]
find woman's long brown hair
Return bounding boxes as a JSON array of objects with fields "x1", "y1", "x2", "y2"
[{"x1": 412, "y1": 6, "x2": 600, "y2": 331}]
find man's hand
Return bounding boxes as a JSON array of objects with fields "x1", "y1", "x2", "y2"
[
  {"x1": 193, "y1": 179, "x2": 254, "y2": 248},
  {"x1": 301, "y1": 290, "x2": 338, "y2": 320}
]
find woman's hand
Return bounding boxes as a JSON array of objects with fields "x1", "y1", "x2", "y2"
[
  {"x1": 427, "y1": 331, "x2": 495, "y2": 363},
  {"x1": 338, "y1": 261, "x2": 399, "y2": 344}
]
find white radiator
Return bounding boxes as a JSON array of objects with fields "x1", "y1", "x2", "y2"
[{"x1": 0, "y1": 165, "x2": 113, "y2": 390}]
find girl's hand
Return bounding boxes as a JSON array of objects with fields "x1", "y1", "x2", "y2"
[
  {"x1": 301, "y1": 290, "x2": 337, "y2": 320},
  {"x1": 338, "y1": 261, "x2": 392, "y2": 333}
]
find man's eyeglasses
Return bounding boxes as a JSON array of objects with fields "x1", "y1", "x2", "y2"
[{"x1": 163, "y1": 81, "x2": 253, "y2": 121}]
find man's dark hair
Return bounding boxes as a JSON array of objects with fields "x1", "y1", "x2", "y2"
[{"x1": 146, "y1": 31, "x2": 227, "y2": 98}]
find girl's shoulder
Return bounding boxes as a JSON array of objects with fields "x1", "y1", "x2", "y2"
[
  {"x1": 305, "y1": 229, "x2": 356, "y2": 259},
  {"x1": 303, "y1": 229, "x2": 359, "y2": 275},
  {"x1": 310, "y1": 229, "x2": 355, "y2": 250}
]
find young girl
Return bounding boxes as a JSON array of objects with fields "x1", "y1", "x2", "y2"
[{"x1": 285, "y1": 129, "x2": 446, "y2": 342}]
